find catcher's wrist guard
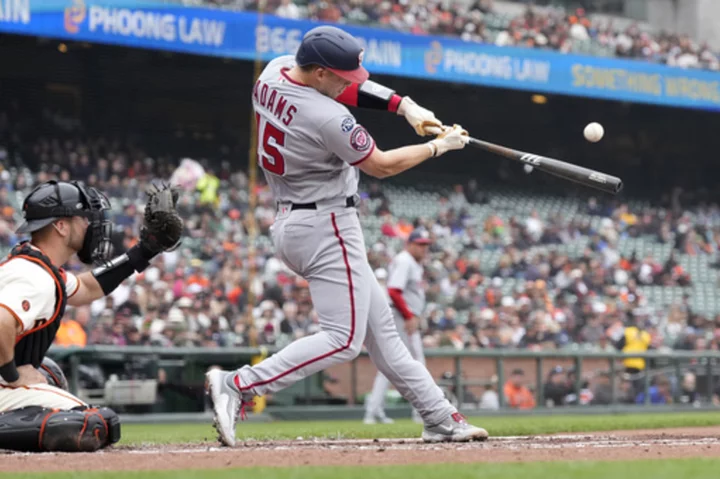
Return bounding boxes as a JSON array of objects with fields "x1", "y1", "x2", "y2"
[
  {"x1": 92, "y1": 244, "x2": 156, "y2": 295},
  {"x1": 0, "y1": 358, "x2": 19, "y2": 383}
]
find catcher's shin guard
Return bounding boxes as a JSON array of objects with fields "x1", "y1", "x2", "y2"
[
  {"x1": 39, "y1": 357, "x2": 69, "y2": 391},
  {"x1": 0, "y1": 405, "x2": 121, "y2": 452}
]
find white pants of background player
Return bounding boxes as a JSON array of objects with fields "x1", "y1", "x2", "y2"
[
  {"x1": 0, "y1": 383, "x2": 87, "y2": 411},
  {"x1": 232, "y1": 201, "x2": 455, "y2": 426},
  {"x1": 364, "y1": 305, "x2": 426, "y2": 423}
]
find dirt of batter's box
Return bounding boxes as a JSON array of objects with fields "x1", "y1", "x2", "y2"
[{"x1": 3, "y1": 426, "x2": 720, "y2": 473}]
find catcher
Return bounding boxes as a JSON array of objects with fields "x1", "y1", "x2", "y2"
[{"x1": 0, "y1": 180, "x2": 182, "y2": 452}]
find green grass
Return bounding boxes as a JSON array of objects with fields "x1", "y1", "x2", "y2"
[
  {"x1": 121, "y1": 411, "x2": 720, "y2": 445},
  {"x1": 6, "y1": 459, "x2": 720, "y2": 479}
]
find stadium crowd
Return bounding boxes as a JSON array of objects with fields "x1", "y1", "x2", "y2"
[
  {"x1": 186, "y1": 0, "x2": 720, "y2": 71},
  {"x1": 1, "y1": 114, "x2": 720, "y2": 361}
]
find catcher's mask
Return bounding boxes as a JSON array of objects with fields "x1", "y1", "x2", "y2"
[{"x1": 16, "y1": 180, "x2": 113, "y2": 265}]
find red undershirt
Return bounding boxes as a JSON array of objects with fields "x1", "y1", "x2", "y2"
[{"x1": 388, "y1": 288, "x2": 414, "y2": 320}]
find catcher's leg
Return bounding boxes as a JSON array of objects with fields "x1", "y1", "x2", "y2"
[
  {"x1": 0, "y1": 382, "x2": 87, "y2": 411},
  {"x1": 0, "y1": 405, "x2": 121, "y2": 452}
]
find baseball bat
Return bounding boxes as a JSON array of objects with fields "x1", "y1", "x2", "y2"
[{"x1": 466, "y1": 136, "x2": 623, "y2": 195}]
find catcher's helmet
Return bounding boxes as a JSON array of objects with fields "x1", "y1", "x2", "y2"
[
  {"x1": 295, "y1": 26, "x2": 369, "y2": 84},
  {"x1": 16, "y1": 180, "x2": 112, "y2": 264}
]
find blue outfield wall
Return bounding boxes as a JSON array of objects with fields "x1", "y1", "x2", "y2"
[{"x1": 1, "y1": 0, "x2": 720, "y2": 111}]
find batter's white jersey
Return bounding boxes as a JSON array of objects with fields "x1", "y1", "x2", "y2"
[
  {"x1": 387, "y1": 250, "x2": 426, "y2": 317},
  {"x1": 252, "y1": 55, "x2": 376, "y2": 203},
  {"x1": 0, "y1": 252, "x2": 86, "y2": 412}
]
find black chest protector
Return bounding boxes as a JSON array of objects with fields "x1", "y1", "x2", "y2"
[{"x1": 11, "y1": 242, "x2": 68, "y2": 368}]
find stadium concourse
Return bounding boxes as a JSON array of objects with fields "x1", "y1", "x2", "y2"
[{"x1": 186, "y1": 0, "x2": 720, "y2": 71}]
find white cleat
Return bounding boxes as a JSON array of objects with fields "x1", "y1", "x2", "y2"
[
  {"x1": 205, "y1": 369, "x2": 239, "y2": 447},
  {"x1": 378, "y1": 415, "x2": 395, "y2": 424},
  {"x1": 421, "y1": 413, "x2": 489, "y2": 443},
  {"x1": 363, "y1": 414, "x2": 394, "y2": 425}
]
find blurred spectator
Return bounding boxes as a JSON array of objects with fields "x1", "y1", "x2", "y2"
[
  {"x1": 479, "y1": 375, "x2": 500, "y2": 410},
  {"x1": 503, "y1": 368, "x2": 536, "y2": 409},
  {"x1": 609, "y1": 313, "x2": 652, "y2": 376},
  {"x1": 589, "y1": 372, "x2": 613, "y2": 405},
  {"x1": 678, "y1": 371, "x2": 699, "y2": 406},
  {"x1": 54, "y1": 307, "x2": 89, "y2": 347},
  {"x1": 543, "y1": 366, "x2": 569, "y2": 407},
  {"x1": 618, "y1": 376, "x2": 637, "y2": 404},
  {"x1": 635, "y1": 375, "x2": 673, "y2": 404}
]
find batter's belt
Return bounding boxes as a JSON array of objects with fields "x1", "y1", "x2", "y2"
[{"x1": 280, "y1": 195, "x2": 358, "y2": 211}]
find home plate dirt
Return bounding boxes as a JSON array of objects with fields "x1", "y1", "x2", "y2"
[{"x1": 3, "y1": 426, "x2": 720, "y2": 472}]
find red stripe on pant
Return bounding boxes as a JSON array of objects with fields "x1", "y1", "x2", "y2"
[{"x1": 235, "y1": 212, "x2": 356, "y2": 393}]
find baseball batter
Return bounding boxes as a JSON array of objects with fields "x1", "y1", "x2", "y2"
[
  {"x1": 364, "y1": 228, "x2": 431, "y2": 425},
  {"x1": 0, "y1": 181, "x2": 181, "y2": 452},
  {"x1": 206, "y1": 25, "x2": 488, "y2": 446}
]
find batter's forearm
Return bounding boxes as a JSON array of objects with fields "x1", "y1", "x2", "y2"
[{"x1": 367, "y1": 144, "x2": 435, "y2": 178}]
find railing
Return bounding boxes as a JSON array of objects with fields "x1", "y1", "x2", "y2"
[{"x1": 47, "y1": 346, "x2": 720, "y2": 412}]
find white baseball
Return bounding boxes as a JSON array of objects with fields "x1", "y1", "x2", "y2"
[{"x1": 584, "y1": 122, "x2": 604, "y2": 143}]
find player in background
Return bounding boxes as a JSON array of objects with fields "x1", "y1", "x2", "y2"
[
  {"x1": 206, "y1": 25, "x2": 488, "y2": 447},
  {"x1": 364, "y1": 228, "x2": 431, "y2": 424},
  {"x1": 0, "y1": 181, "x2": 181, "y2": 452}
]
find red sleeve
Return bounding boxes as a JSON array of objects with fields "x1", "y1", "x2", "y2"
[
  {"x1": 388, "y1": 288, "x2": 414, "y2": 320},
  {"x1": 336, "y1": 83, "x2": 360, "y2": 107}
]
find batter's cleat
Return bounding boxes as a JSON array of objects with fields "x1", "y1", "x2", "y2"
[
  {"x1": 421, "y1": 413, "x2": 489, "y2": 443},
  {"x1": 205, "y1": 369, "x2": 239, "y2": 447}
]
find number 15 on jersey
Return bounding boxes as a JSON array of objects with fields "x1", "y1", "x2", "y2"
[{"x1": 256, "y1": 113, "x2": 286, "y2": 176}]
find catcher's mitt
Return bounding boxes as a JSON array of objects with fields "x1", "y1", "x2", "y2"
[{"x1": 140, "y1": 182, "x2": 183, "y2": 254}]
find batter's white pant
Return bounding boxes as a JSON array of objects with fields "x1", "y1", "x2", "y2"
[
  {"x1": 234, "y1": 201, "x2": 455, "y2": 426},
  {"x1": 0, "y1": 383, "x2": 87, "y2": 412},
  {"x1": 365, "y1": 306, "x2": 426, "y2": 420}
]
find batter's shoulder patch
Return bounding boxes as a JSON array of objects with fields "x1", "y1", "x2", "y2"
[
  {"x1": 350, "y1": 126, "x2": 372, "y2": 152},
  {"x1": 340, "y1": 116, "x2": 355, "y2": 133},
  {"x1": 21, "y1": 300, "x2": 30, "y2": 312}
]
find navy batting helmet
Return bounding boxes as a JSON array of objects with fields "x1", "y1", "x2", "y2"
[{"x1": 295, "y1": 26, "x2": 369, "y2": 84}]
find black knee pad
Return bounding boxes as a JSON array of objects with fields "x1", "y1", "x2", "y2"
[
  {"x1": 0, "y1": 406, "x2": 121, "y2": 452},
  {"x1": 40, "y1": 357, "x2": 69, "y2": 391}
]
